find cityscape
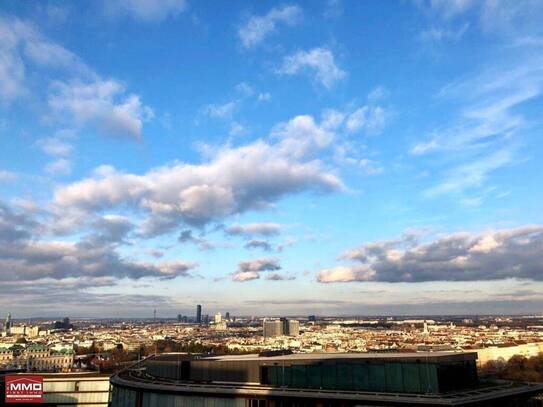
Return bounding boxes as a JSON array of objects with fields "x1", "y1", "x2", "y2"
[
  {"x1": 1, "y1": 307, "x2": 543, "y2": 404},
  {"x1": 1, "y1": 0, "x2": 543, "y2": 406}
]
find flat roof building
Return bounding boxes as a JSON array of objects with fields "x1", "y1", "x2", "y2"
[{"x1": 110, "y1": 352, "x2": 543, "y2": 406}]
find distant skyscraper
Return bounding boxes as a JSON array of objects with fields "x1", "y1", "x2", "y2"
[
  {"x1": 264, "y1": 318, "x2": 300, "y2": 338},
  {"x1": 214, "y1": 312, "x2": 222, "y2": 323},
  {"x1": 52, "y1": 317, "x2": 71, "y2": 330},
  {"x1": 196, "y1": 305, "x2": 202, "y2": 324},
  {"x1": 225, "y1": 312, "x2": 230, "y2": 321},
  {"x1": 177, "y1": 314, "x2": 182, "y2": 323},
  {"x1": 4, "y1": 312, "x2": 12, "y2": 333},
  {"x1": 263, "y1": 319, "x2": 282, "y2": 338},
  {"x1": 287, "y1": 320, "x2": 300, "y2": 336}
]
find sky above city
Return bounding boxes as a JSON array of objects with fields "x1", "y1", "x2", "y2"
[{"x1": 0, "y1": 0, "x2": 542, "y2": 318}]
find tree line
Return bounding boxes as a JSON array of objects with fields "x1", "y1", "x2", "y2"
[{"x1": 481, "y1": 353, "x2": 543, "y2": 382}]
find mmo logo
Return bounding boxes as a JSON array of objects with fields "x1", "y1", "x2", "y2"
[{"x1": 4, "y1": 375, "x2": 43, "y2": 403}]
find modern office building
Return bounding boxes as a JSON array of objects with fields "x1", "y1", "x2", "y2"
[
  {"x1": 263, "y1": 318, "x2": 300, "y2": 338},
  {"x1": 285, "y1": 319, "x2": 300, "y2": 336},
  {"x1": 196, "y1": 304, "x2": 202, "y2": 324},
  {"x1": 52, "y1": 317, "x2": 72, "y2": 331},
  {"x1": 110, "y1": 352, "x2": 543, "y2": 406},
  {"x1": 3, "y1": 312, "x2": 12, "y2": 334},
  {"x1": 263, "y1": 319, "x2": 282, "y2": 338}
]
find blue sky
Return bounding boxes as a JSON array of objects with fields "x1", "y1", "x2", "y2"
[{"x1": 1, "y1": 0, "x2": 542, "y2": 318}]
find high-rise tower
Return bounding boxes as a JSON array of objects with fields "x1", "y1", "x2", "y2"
[{"x1": 196, "y1": 304, "x2": 202, "y2": 324}]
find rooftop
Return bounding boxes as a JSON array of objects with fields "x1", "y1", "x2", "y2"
[{"x1": 152, "y1": 351, "x2": 477, "y2": 363}]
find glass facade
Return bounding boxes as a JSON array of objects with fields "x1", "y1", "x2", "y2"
[
  {"x1": 263, "y1": 361, "x2": 443, "y2": 393},
  {"x1": 111, "y1": 386, "x2": 246, "y2": 407}
]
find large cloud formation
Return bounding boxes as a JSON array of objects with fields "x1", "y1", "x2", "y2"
[
  {"x1": 317, "y1": 226, "x2": 543, "y2": 283},
  {"x1": 53, "y1": 117, "x2": 343, "y2": 235},
  {"x1": 0, "y1": 202, "x2": 196, "y2": 283}
]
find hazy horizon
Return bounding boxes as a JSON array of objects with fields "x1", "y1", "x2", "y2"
[{"x1": 0, "y1": 0, "x2": 542, "y2": 317}]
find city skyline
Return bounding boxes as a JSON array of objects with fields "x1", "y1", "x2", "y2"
[{"x1": 0, "y1": 0, "x2": 542, "y2": 317}]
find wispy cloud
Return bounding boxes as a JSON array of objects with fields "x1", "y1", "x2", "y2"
[
  {"x1": 411, "y1": 56, "x2": 543, "y2": 201},
  {"x1": 103, "y1": 0, "x2": 187, "y2": 22},
  {"x1": 45, "y1": 158, "x2": 72, "y2": 176},
  {"x1": 0, "y1": 15, "x2": 153, "y2": 141},
  {"x1": 0, "y1": 170, "x2": 17, "y2": 182},
  {"x1": 277, "y1": 47, "x2": 346, "y2": 89},
  {"x1": 238, "y1": 5, "x2": 302, "y2": 48}
]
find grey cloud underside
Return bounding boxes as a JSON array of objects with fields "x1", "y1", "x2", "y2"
[
  {"x1": 266, "y1": 272, "x2": 295, "y2": 281},
  {"x1": 178, "y1": 229, "x2": 215, "y2": 250},
  {"x1": 0, "y1": 202, "x2": 196, "y2": 283},
  {"x1": 53, "y1": 137, "x2": 342, "y2": 235},
  {"x1": 226, "y1": 222, "x2": 282, "y2": 236},
  {"x1": 231, "y1": 257, "x2": 283, "y2": 281},
  {"x1": 244, "y1": 239, "x2": 273, "y2": 251},
  {"x1": 317, "y1": 225, "x2": 543, "y2": 283},
  {"x1": 239, "y1": 257, "x2": 281, "y2": 273}
]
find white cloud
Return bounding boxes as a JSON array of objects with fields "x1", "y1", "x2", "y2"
[
  {"x1": 424, "y1": 0, "x2": 474, "y2": 19},
  {"x1": 323, "y1": 0, "x2": 343, "y2": 19},
  {"x1": 235, "y1": 82, "x2": 254, "y2": 97},
  {"x1": 345, "y1": 106, "x2": 387, "y2": 135},
  {"x1": 419, "y1": 22, "x2": 470, "y2": 43},
  {"x1": 202, "y1": 101, "x2": 237, "y2": 119},
  {"x1": 45, "y1": 158, "x2": 72, "y2": 176},
  {"x1": 0, "y1": 15, "x2": 153, "y2": 140},
  {"x1": 358, "y1": 159, "x2": 384, "y2": 175},
  {"x1": 104, "y1": 0, "x2": 187, "y2": 22},
  {"x1": 229, "y1": 121, "x2": 246, "y2": 136},
  {"x1": 0, "y1": 16, "x2": 89, "y2": 103},
  {"x1": 278, "y1": 47, "x2": 346, "y2": 89},
  {"x1": 232, "y1": 270, "x2": 260, "y2": 281},
  {"x1": 36, "y1": 136, "x2": 73, "y2": 157},
  {"x1": 411, "y1": 57, "x2": 543, "y2": 200},
  {"x1": 239, "y1": 5, "x2": 302, "y2": 48},
  {"x1": 317, "y1": 225, "x2": 543, "y2": 283},
  {"x1": 0, "y1": 170, "x2": 17, "y2": 182},
  {"x1": 258, "y1": 92, "x2": 271, "y2": 102},
  {"x1": 424, "y1": 148, "x2": 513, "y2": 197},
  {"x1": 48, "y1": 79, "x2": 154, "y2": 139},
  {"x1": 418, "y1": 0, "x2": 543, "y2": 39},
  {"x1": 271, "y1": 114, "x2": 335, "y2": 158},
  {"x1": 52, "y1": 118, "x2": 343, "y2": 234}
]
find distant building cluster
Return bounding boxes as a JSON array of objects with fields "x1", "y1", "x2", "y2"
[{"x1": 263, "y1": 318, "x2": 300, "y2": 338}]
